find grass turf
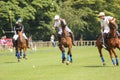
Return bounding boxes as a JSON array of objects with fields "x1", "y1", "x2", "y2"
[{"x1": 0, "y1": 46, "x2": 120, "y2": 80}]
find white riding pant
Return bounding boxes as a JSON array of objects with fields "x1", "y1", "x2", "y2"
[
  {"x1": 58, "y1": 26, "x2": 72, "y2": 35},
  {"x1": 13, "y1": 33, "x2": 28, "y2": 40}
]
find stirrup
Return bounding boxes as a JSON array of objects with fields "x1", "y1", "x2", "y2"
[
  {"x1": 58, "y1": 43, "x2": 62, "y2": 46},
  {"x1": 27, "y1": 43, "x2": 30, "y2": 48},
  {"x1": 27, "y1": 46, "x2": 30, "y2": 48},
  {"x1": 72, "y1": 42, "x2": 76, "y2": 46},
  {"x1": 118, "y1": 35, "x2": 120, "y2": 38},
  {"x1": 102, "y1": 44, "x2": 106, "y2": 49}
]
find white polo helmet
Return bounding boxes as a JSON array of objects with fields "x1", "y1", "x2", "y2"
[
  {"x1": 17, "y1": 18, "x2": 22, "y2": 22},
  {"x1": 54, "y1": 15, "x2": 60, "y2": 20},
  {"x1": 16, "y1": 18, "x2": 22, "y2": 24},
  {"x1": 98, "y1": 12, "x2": 105, "y2": 16}
]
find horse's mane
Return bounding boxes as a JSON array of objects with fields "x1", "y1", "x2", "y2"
[
  {"x1": 108, "y1": 21, "x2": 118, "y2": 38},
  {"x1": 61, "y1": 19, "x2": 66, "y2": 28},
  {"x1": 109, "y1": 21, "x2": 117, "y2": 29}
]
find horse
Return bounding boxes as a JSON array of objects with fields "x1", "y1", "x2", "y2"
[
  {"x1": 16, "y1": 31, "x2": 27, "y2": 62},
  {"x1": 27, "y1": 35, "x2": 36, "y2": 51},
  {"x1": 59, "y1": 20, "x2": 73, "y2": 65},
  {"x1": 96, "y1": 22, "x2": 120, "y2": 66}
]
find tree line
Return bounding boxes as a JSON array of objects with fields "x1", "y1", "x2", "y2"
[{"x1": 0, "y1": 0, "x2": 120, "y2": 41}]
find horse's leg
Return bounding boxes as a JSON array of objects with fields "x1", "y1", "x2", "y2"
[
  {"x1": 67, "y1": 46, "x2": 72, "y2": 63},
  {"x1": 108, "y1": 49, "x2": 116, "y2": 66},
  {"x1": 111, "y1": 49, "x2": 119, "y2": 66},
  {"x1": 16, "y1": 48, "x2": 21, "y2": 62},
  {"x1": 70, "y1": 53, "x2": 72, "y2": 63},
  {"x1": 117, "y1": 40, "x2": 120, "y2": 50},
  {"x1": 59, "y1": 46, "x2": 66, "y2": 63},
  {"x1": 66, "y1": 48, "x2": 72, "y2": 65},
  {"x1": 15, "y1": 47, "x2": 18, "y2": 56},
  {"x1": 20, "y1": 48, "x2": 22, "y2": 56},
  {"x1": 23, "y1": 47, "x2": 27, "y2": 59},
  {"x1": 97, "y1": 47, "x2": 106, "y2": 65}
]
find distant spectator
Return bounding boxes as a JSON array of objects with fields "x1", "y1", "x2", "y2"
[
  {"x1": 28, "y1": 35, "x2": 33, "y2": 49},
  {"x1": 0, "y1": 36, "x2": 6, "y2": 49},
  {"x1": 50, "y1": 35, "x2": 56, "y2": 47},
  {"x1": 0, "y1": 36, "x2": 6, "y2": 45}
]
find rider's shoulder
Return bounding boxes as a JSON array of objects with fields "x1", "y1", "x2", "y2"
[
  {"x1": 60, "y1": 18, "x2": 66, "y2": 23},
  {"x1": 105, "y1": 16, "x2": 113, "y2": 19},
  {"x1": 60, "y1": 18, "x2": 65, "y2": 21}
]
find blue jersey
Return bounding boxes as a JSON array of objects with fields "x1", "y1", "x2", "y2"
[{"x1": 14, "y1": 23, "x2": 24, "y2": 34}]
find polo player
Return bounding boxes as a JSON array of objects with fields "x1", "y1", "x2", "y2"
[
  {"x1": 98, "y1": 12, "x2": 119, "y2": 48},
  {"x1": 12, "y1": 18, "x2": 29, "y2": 48},
  {"x1": 52, "y1": 15, "x2": 75, "y2": 46}
]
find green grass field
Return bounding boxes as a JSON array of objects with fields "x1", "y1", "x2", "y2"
[{"x1": 0, "y1": 46, "x2": 120, "y2": 80}]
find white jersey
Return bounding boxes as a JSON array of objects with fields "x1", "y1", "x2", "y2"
[
  {"x1": 50, "y1": 36, "x2": 54, "y2": 42},
  {"x1": 100, "y1": 16, "x2": 113, "y2": 33},
  {"x1": 54, "y1": 19, "x2": 72, "y2": 35}
]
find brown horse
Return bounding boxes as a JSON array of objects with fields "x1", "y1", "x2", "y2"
[
  {"x1": 96, "y1": 22, "x2": 119, "y2": 66},
  {"x1": 59, "y1": 21, "x2": 73, "y2": 65},
  {"x1": 16, "y1": 31, "x2": 27, "y2": 62}
]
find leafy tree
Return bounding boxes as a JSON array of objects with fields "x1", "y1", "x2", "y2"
[
  {"x1": 59, "y1": 0, "x2": 99, "y2": 40},
  {"x1": 0, "y1": 0, "x2": 120, "y2": 41},
  {"x1": 0, "y1": 0, "x2": 36, "y2": 37},
  {"x1": 30, "y1": 0, "x2": 59, "y2": 40}
]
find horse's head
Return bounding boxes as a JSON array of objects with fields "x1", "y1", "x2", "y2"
[
  {"x1": 18, "y1": 30, "x2": 23, "y2": 37},
  {"x1": 17, "y1": 31, "x2": 26, "y2": 45},
  {"x1": 109, "y1": 21, "x2": 117, "y2": 37},
  {"x1": 61, "y1": 20, "x2": 66, "y2": 30},
  {"x1": 61, "y1": 20, "x2": 70, "y2": 37},
  {"x1": 109, "y1": 21, "x2": 116, "y2": 29}
]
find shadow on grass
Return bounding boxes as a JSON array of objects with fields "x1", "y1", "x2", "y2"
[
  {"x1": 83, "y1": 65, "x2": 113, "y2": 68},
  {"x1": 4, "y1": 62, "x2": 17, "y2": 64}
]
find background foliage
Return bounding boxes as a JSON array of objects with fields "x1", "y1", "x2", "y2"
[{"x1": 0, "y1": 0, "x2": 120, "y2": 40}]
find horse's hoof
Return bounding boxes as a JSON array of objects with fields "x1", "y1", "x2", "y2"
[
  {"x1": 66, "y1": 61, "x2": 69, "y2": 65},
  {"x1": 70, "y1": 60, "x2": 73, "y2": 63},
  {"x1": 62, "y1": 58, "x2": 66, "y2": 63},
  {"x1": 62, "y1": 60, "x2": 65, "y2": 63},
  {"x1": 25, "y1": 57, "x2": 28, "y2": 60},
  {"x1": 103, "y1": 62, "x2": 106, "y2": 66},
  {"x1": 116, "y1": 63, "x2": 119, "y2": 66},
  {"x1": 18, "y1": 59, "x2": 20, "y2": 62},
  {"x1": 23, "y1": 57, "x2": 28, "y2": 60},
  {"x1": 113, "y1": 64, "x2": 116, "y2": 66},
  {"x1": 20, "y1": 56, "x2": 22, "y2": 59}
]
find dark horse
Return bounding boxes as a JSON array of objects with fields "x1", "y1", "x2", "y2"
[
  {"x1": 16, "y1": 31, "x2": 27, "y2": 62},
  {"x1": 96, "y1": 22, "x2": 120, "y2": 66},
  {"x1": 59, "y1": 21, "x2": 73, "y2": 65}
]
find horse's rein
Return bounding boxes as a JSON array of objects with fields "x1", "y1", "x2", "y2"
[{"x1": 18, "y1": 31, "x2": 23, "y2": 42}]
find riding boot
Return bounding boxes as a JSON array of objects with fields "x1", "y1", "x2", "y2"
[
  {"x1": 26, "y1": 39, "x2": 29, "y2": 48},
  {"x1": 116, "y1": 31, "x2": 120, "y2": 38},
  {"x1": 69, "y1": 32, "x2": 76, "y2": 46},
  {"x1": 103, "y1": 33, "x2": 108, "y2": 48},
  {"x1": 104, "y1": 38, "x2": 107, "y2": 47},
  {"x1": 58, "y1": 34, "x2": 61, "y2": 46},
  {"x1": 12, "y1": 39, "x2": 17, "y2": 47}
]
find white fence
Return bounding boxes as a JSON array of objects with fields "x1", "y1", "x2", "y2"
[
  {"x1": 75, "y1": 40, "x2": 96, "y2": 46},
  {"x1": 32, "y1": 40, "x2": 96, "y2": 47},
  {"x1": 0, "y1": 40, "x2": 96, "y2": 50}
]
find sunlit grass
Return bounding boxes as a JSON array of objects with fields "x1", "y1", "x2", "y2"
[{"x1": 0, "y1": 46, "x2": 120, "y2": 80}]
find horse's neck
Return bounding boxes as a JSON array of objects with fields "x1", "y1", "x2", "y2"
[
  {"x1": 109, "y1": 22, "x2": 117, "y2": 37},
  {"x1": 62, "y1": 29, "x2": 66, "y2": 33},
  {"x1": 18, "y1": 31, "x2": 23, "y2": 41},
  {"x1": 109, "y1": 29, "x2": 117, "y2": 37},
  {"x1": 18, "y1": 31, "x2": 23, "y2": 36},
  {"x1": 62, "y1": 29, "x2": 69, "y2": 37}
]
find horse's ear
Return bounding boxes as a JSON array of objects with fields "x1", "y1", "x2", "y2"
[{"x1": 109, "y1": 21, "x2": 117, "y2": 29}]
